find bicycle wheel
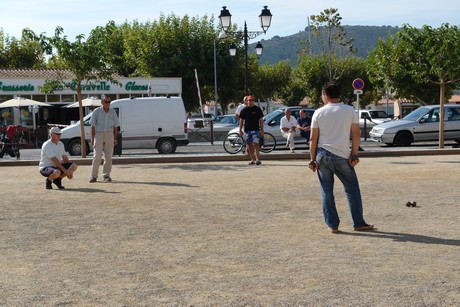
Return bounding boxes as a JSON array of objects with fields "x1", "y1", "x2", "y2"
[
  {"x1": 260, "y1": 132, "x2": 276, "y2": 153},
  {"x1": 223, "y1": 133, "x2": 244, "y2": 154}
]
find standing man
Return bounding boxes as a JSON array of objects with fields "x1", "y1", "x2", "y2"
[
  {"x1": 239, "y1": 95, "x2": 264, "y2": 165},
  {"x1": 297, "y1": 109, "x2": 311, "y2": 145},
  {"x1": 280, "y1": 108, "x2": 297, "y2": 153},
  {"x1": 89, "y1": 95, "x2": 120, "y2": 183},
  {"x1": 308, "y1": 83, "x2": 374, "y2": 233},
  {"x1": 235, "y1": 96, "x2": 248, "y2": 121},
  {"x1": 39, "y1": 127, "x2": 78, "y2": 189}
]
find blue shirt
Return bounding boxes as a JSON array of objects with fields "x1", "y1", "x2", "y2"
[{"x1": 90, "y1": 107, "x2": 120, "y2": 132}]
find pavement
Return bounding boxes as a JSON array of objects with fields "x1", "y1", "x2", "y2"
[{"x1": 1, "y1": 151, "x2": 459, "y2": 305}]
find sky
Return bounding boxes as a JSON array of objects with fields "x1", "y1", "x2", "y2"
[{"x1": 1, "y1": 0, "x2": 459, "y2": 41}]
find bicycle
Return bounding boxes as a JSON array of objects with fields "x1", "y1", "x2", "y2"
[{"x1": 223, "y1": 132, "x2": 276, "y2": 154}]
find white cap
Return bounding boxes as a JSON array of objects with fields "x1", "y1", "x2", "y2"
[{"x1": 49, "y1": 127, "x2": 62, "y2": 135}]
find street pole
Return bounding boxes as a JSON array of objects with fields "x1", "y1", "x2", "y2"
[
  {"x1": 213, "y1": 37, "x2": 219, "y2": 117},
  {"x1": 219, "y1": 6, "x2": 272, "y2": 97},
  {"x1": 244, "y1": 22, "x2": 249, "y2": 95}
]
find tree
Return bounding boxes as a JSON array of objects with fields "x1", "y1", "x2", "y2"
[
  {"x1": 121, "y1": 14, "x2": 240, "y2": 113},
  {"x1": 0, "y1": 30, "x2": 46, "y2": 68},
  {"x1": 366, "y1": 34, "x2": 443, "y2": 105},
  {"x1": 252, "y1": 61, "x2": 292, "y2": 105},
  {"x1": 397, "y1": 24, "x2": 460, "y2": 147},
  {"x1": 308, "y1": 8, "x2": 356, "y2": 82},
  {"x1": 25, "y1": 22, "x2": 120, "y2": 157},
  {"x1": 295, "y1": 54, "x2": 370, "y2": 107}
]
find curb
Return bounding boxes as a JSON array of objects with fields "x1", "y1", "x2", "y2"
[{"x1": 1, "y1": 148, "x2": 459, "y2": 167}]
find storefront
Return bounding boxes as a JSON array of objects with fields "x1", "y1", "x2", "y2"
[{"x1": 0, "y1": 69, "x2": 182, "y2": 147}]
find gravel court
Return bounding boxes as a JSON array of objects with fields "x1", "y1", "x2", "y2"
[{"x1": 1, "y1": 155, "x2": 459, "y2": 306}]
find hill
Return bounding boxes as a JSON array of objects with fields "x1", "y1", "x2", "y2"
[{"x1": 251, "y1": 25, "x2": 400, "y2": 66}]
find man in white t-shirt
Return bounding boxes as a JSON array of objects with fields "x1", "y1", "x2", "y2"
[
  {"x1": 39, "y1": 127, "x2": 78, "y2": 189},
  {"x1": 235, "y1": 96, "x2": 248, "y2": 121},
  {"x1": 308, "y1": 82, "x2": 374, "y2": 234},
  {"x1": 280, "y1": 108, "x2": 297, "y2": 153}
]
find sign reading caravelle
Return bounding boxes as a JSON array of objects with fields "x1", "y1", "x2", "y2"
[{"x1": 0, "y1": 78, "x2": 181, "y2": 95}]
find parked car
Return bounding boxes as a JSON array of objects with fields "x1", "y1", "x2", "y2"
[
  {"x1": 227, "y1": 106, "x2": 316, "y2": 147},
  {"x1": 357, "y1": 109, "x2": 393, "y2": 137},
  {"x1": 213, "y1": 115, "x2": 239, "y2": 132},
  {"x1": 369, "y1": 105, "x2": 460, "y2": 146},
  {"x1": 188, "y1": 114, "x2": 238, "y2": 133}
]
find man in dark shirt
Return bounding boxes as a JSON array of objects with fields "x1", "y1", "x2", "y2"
[
  {"x1": 239, "y1": 95, "x2": 264, "y2": 165},
  {"x1": 296, "y1": 109, "x2": 311, "y2": 145}
]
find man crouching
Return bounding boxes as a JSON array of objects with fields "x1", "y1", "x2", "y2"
[{"x1": 39, "y1": 127, "x2": 78, "y2": 189}]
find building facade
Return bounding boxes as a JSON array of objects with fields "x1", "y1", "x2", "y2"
[{"x1": 0, "y1": 69, "x2": 182, "y2": 147}]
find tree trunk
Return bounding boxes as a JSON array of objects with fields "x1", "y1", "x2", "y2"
[{"x1": 439, "y1": 80, "x2": 445, "y2": 149}]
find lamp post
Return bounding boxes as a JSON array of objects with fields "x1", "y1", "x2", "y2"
[{"x1": 219, "y1": 6, "x2": 272, "y2": 95}]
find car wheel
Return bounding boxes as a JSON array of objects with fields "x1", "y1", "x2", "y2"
[
  {"x1": 68, "y1": 138, "x2": 89, "y2": 156},
  {"x1": 394, "y1": 132, "x2": 412, "y2": 146},
  {"x1": 157, "y1": 138, "x2": 176, "y2": 154}
]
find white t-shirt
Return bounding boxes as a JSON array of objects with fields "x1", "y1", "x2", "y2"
[
  {"x1": 39, "y1": 139, "x2": 66, "y2": 170},
  {"x1": 235, "y1": 103, "x2": 247, "y2": 116},
  {"x1": 280, "y1": 115, "x2": 297, "y2": 131},
  {"x1": 311, "y1": 103, "x2": 358, "y2": 159}
]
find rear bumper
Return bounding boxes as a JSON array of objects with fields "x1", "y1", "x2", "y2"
[{"x1": 177, "y1": 139, "x2": 190, "y2": 147}]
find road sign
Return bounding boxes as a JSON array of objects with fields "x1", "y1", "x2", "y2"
[
  {"x1": 354, "y1": 90, "x2": 363, "y2": 94},
  {"x1": 352, "y1": 78, "x2": 365, "y2": 90}
]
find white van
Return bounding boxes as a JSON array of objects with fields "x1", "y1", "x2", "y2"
[{"x1": 60, "y1": 96, "x2": 189, "y2": 155}]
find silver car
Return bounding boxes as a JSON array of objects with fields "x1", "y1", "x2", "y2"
[
  {"x1": 369, "y1": 105, "x2": 460, "y2": 146},
  {"x1": 228, "y1": 106, "x2": 316, "y2": 147}
]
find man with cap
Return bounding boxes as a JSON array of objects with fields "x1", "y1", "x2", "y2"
[
  {"x1": 239, "y1": 95, "x2": 264, "y2": 165},
  {"x1": 39, "y1": 127, "x2": 78, "y2": 189}
]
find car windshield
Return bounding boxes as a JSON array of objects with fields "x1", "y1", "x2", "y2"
[
  {"x1": 403, "y1": 107, "x2": 430, "y2": 121},
  {"x1": 215, "y1": 116, "x2": 237, "y2": 124},
  {"x1": 263, "y1": 109, "x2": 285, "y2": 122}
]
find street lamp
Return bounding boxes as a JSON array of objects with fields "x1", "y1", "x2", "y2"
[{"x1": 219, "y1": 5, "x2": 272, "y2": 95}]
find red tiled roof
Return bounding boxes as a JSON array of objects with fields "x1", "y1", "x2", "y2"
[
  {"x1": 0, "y1": 68, "x2": 123, "y2": 79},
  {"x1": 0, "y1": 68, "x2": 76, "y2": 79}
]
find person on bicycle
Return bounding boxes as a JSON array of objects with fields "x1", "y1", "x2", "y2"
[{"x1": 239, "y1": 95, "x2": 264, "y2": 165}]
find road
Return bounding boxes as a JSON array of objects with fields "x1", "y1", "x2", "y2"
[{"x1": 1, "y1": 139, "x2": 459, "y2": 166}]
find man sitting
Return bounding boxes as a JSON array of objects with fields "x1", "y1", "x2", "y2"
[{"x1": 280, "y1": 108, "x2": 297, "y2": 153}]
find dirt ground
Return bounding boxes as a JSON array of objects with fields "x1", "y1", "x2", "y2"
[{"x1": 1, "y1": 155, "x2": 459, "y2": 306}]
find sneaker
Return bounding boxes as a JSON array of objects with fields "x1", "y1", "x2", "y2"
[
  {"x1": 248, "y1": 161, "x2": 255, "y2": 165},
  {"x1": 353, "y1": 224, "x2": 374, "y2": 231},
  {"x1": 255, "y1": 160, "x2": 261, "y2": 165},
  {"x1": 103, "y1": 176, "x2": 112, "y2": 182},
  {"x1": 45, "y1": 179, "x2": 52, "y2": 190},
  {"x1": 89, "y1": 177, "x2": 97, "y2": 183},
  {"x1": 290, "y1": 149, "x2": 295, "y2": 153},
  {"x1": 53, "y1": 178, "x2": 65, "y2": 189}
]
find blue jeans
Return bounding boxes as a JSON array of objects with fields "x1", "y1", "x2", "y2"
[{"x1": 316, "y1": 148, "x2": 367, "y2": 228}]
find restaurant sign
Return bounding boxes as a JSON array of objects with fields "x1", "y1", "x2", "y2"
[{"x1": 0, "y1": 78, "x2": 181, "y2": 95}]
